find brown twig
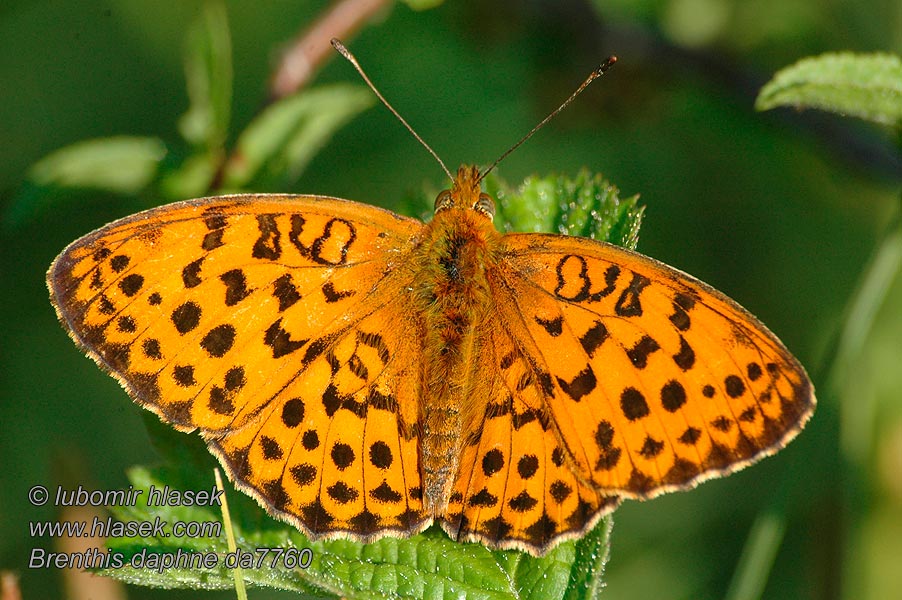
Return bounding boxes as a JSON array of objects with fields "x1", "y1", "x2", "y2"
[{"x1": 268, "y1": 0, "x2": 394, "y2": 101}]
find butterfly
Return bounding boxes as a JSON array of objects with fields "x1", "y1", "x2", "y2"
[{"x1": 47, "y1": 42, "x2": 814, "y2": 556}]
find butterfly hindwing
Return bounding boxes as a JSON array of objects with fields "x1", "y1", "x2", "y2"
[
  {"x1": 209, "y1": 306, "x2": 429, "y2": 540},
  {"x1": 442, "y1": 320, "x2": 620, "y2": 552}
]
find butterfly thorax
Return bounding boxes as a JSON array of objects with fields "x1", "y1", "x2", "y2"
[{"x1": 413, "y1": 165, "x2": 502, "y2": 514}]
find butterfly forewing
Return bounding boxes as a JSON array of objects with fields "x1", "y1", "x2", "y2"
[{"x1": 496, "y1": 233, "x2": 814, "y2": 498}]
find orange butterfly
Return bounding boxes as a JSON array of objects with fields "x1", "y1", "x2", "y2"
[{"x1": 47, "y1": 42, "x2": 814, "y2": 555}]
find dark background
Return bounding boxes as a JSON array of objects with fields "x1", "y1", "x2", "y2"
[{"x1": 2, "y1": 1, "x2": 901, "y2": 598}]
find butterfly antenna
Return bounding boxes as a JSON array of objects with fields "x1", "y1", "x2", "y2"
[
  {"x1": 478, "y1": 56, "x2": 618, "y2": 183},
  {"x1": 332, "y1": 39, "x2": 454, "y2": 182}
]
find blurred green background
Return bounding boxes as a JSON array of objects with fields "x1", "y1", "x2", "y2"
[{"x1": 2, "y1": 0, "x2": 901, "y2": 598}]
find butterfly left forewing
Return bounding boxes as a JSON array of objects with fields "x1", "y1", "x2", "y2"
[
  {"x1": 495, "y1": 233, "x2": 815, "y2": 499},
  {"x1": 49, "y1": 195, "x2": 418, "y2": 427}
]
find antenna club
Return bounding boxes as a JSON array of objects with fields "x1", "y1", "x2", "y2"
[
  {"x1": 331, "y1": 39, "x2": 352, "y2": 62},
  {"x1": 591, "y1": 57, "x2": 618, "y2": 79}
]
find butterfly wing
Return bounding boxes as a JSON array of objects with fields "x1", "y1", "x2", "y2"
[
  {"x1": 48, "y1": 194, "x2": 430, "y2": 541},
  {"x1": 498, "y1": 233, "x2": 815, "y2": 497},
  {"x1": 443, "y1": 232, "x2": 814, "y2": 554},
  {"x1": 440, "y1": 315, "x2": 620, "y2": 552}
]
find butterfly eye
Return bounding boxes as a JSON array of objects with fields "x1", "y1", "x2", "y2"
[
  {"x1": 434, "y1": 190, "x2": 453, "y2": 212},
  {"x1": 474, "y1": 193, "x2": 496, "y2": 220}
]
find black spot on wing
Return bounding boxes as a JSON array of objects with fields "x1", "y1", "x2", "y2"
[
  {"x1": 173, "y1": 365, "x2": 196, "y2": 387},
  {"x1": 281, "y1": 398, "x2": 305, "y2": 428},
  {"x1": 579, "y1": 320, "x2": 609, "y2": 357},
  {"x1": 725, "y1": 375, "x2": 746, "y2": 398},
  {"x1": 200, "y1": 324, "x2": 236, "y2": 357},
  {"x1": 272, "y1": 274, "x2": 301, "y2": 311},
  {"x1": 322, "y1": 281, "x2": 355, "y2": 303},
  {"x1": 264, "y1": 318, "x2": 307, "y2": 358},
  {"x1": 660, "y1": 380, "x2": 687, "y2": 412},
  {"x1": 221, "y1": 269, "x2": 253, "y2": 306},
  {"x1": 639, "y1": 435, "x2": 664, "y2": 458},
  {"x1": 595, "y1": 420, "x2": 622, "y2": 470},
  {"x1": 110, "y1": 255, "x2": 129, "y2": 272},
  {"x1": 119, "y1": 273, "x2": 144, "y2": 297},
  {"x1": 330, "y1": 442, "x2": 355, "y2": 470},
  {"x1": 620, "y1": 387, "x2": 649, "y2": 421},
  {"x1": 252, "y1": 214, "x2": 281, "y2": 260},
  {"x1": 556, "y1": 366, "x2": 597, "y2": 401},
  {"x1": 142, "y1": 338, "x2": 162, "y2": 360},
  {"x1": 171, "y1": 302, "x2": 201, "y2": 334},
  {"x1": 327, "y1": 481, "x2": 358, "y2": 504},
  {"x1": 747, "y1": 362, "x2": 763, "y2": 381},
  {"x1": 369, "y1": 441, "x2": 393, "y2": 469},
  {"x1": 182, "y1": 258, "x2": 203, "y2": 288},
  {"x1": 261, "y1": 436, "x2": 283, "y2": 460},
  {"x1": 626, "y1": 335, "x2": 660, "y2": 368},
  {"x1": 535, "y1": 315, "x2": 563, "y2": 337},
  {"x1": 673, "y1": 335, "x2": 695, "y2": 370},
  {"x1": 202, "y1": 229, "x2": 224, "y2": 251},
  {"x1": 482, "y1": 449, "x2": 504, "y2": 476},
  {"x1": 614, "y1": 272, "x2": 650, "y2": 317},
  {"x1": 669, "y1": 292, "x2": 696, "y2": 331}
]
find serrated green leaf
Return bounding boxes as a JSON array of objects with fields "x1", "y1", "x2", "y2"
[
  {"x1": 756, "y1": 52, "x2": 902, "y2": 127},
  {"x1": 5, "y1": 136, "x2": 166, "y2": 227},
  {"x1": 179, "y1": 1, "x2": 232, "y2": 151},
  {"x1": 489, "y1": 170, "x2": 643, "y2": 249},
  {"x1": 565, "y1": 517, "x2": 614, "y2": 600},
  {"x1": 220, "y1": 84, "x2": 375, "y2": 190}
]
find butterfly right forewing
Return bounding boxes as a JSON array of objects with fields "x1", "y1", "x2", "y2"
[{"x1": 496, "y1": 233, "x2": 815, "y2": 499}]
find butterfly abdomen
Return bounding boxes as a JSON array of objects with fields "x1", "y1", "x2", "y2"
[{"x1": 413, "y1": 207, "x2": 500, "y2": 513}]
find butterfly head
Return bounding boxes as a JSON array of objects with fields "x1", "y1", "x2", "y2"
[{"x1": 434, "y1": 165, "x2": 496, "y2": 221}]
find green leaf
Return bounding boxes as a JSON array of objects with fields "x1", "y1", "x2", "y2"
[
  {"x1": 488, "y1": 169, "x2": 644, "y2": 250},
  {"x1": 756, "y1": 52, "x2": 902, "y2": 127},
  {"x1": 566, "y1": 517, "x2": 615, "y2": 600},
  {"x1": 6, "y1": 136, "x2": 166, "y2": 226},
  {"x1": 159, "y1": 1, "x2": 233, "y2": 200},
  {"x1": 23, "y1": 136, "x2": 166, "y2": 193},
  {"x1": 220, "y1": 83, "x2": 375, "y2": 190},
  {"x1": 179, "y1": 1, "x2": 232, "y2": 151}
]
